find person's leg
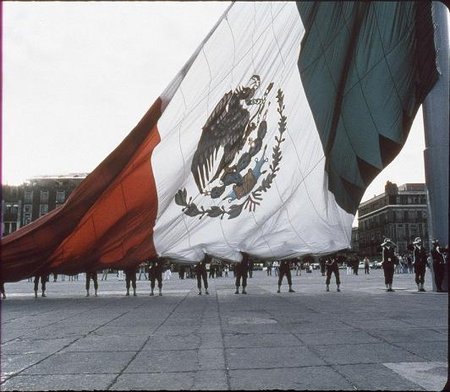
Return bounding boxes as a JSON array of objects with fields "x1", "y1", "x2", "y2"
[
  {"x1": 277, "y1": 271, "x2": 283, "y2": 293},
  {"x1": 41, "y1": 276, "x2": 47, "y2": 297},
  {"x1": 335, "y1": 269, "x2": 341, "y2": 292},
  {"x1": 197, "y1": 273, "x2": 202, "y2": 294},
  {"x1": 235, "y1": 274, "x2": 240, "y2": 294},
  {"x1": 86, "y1": 274, "x2": 91, "y2": 296},
  {"x1": 287, "y1": 270, "x2": 294, "y2": 292},
  {"x1": 157, "y1": 277, "x2": 163, "y2": 296},
  {"x1": 34, "y1": 276, "x2": 39, "y2": 297},
  {"x1": 126, "y1": 273, "x2": 131, "y2": 295},
  {"x1": 132, "y1": 274, "x2": 137, "y2": 296},
  {"x1": 242, "y1": 274, "x2": 247, "y2": 294},
  {"x1": 202, "y1": 270, "x2": 209, "y2": 294},
  {"x1": 325, "y1": 269, "x2": 331, "y2": 291},
  {"x1": 150, "y1": 278, "x2": 155, "y2": 295},
  {"x1": 93, "y1": 273, "x2": 98, "y2": 296}
]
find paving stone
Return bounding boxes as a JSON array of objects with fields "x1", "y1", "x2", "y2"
[
  {"x1": 20, "y1": 351, "x2": 135, "y2": 375},
  {"x1": 0, "y1": 374, "x2": 117, "y2": 391},
  {"x1": 228, "y1": 366, "x2": 354, "y2": 390},
  {"x1": 335, "y1": 363, "x2": 424, "y2": 390},
  {"x1": 226, "y1": 346, "x2": 326, "y2": 370},
  {"x1": 312, "y1": 342, "x2": 424, "y2": 365}
]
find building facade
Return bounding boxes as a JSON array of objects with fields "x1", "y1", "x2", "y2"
[
  {"x1": 1, "y1": 174, "x2": 87, "y2": 236},
  {"x1": 357, "y1": 181, "x2": 429, "y2": 258}
]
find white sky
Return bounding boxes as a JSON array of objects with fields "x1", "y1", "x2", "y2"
[{"x1": 2, "y1": 1, "x2": 440, "y2": 214}]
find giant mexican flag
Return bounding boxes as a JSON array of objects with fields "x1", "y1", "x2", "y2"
[{"x1": 1, "y1": 2, "x2": 438, "y2": 281}]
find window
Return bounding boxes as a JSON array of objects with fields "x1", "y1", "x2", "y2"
[
  {"x1": 40, "y1": 191, "x2": 49, "y2": 203},
  {"x1": 24, "y1": 204, "x2": 32, "y2": 214},
  {"x1": 23, "y1": 213, "x2": 32, "y2": 225},
  {"x1": 56, "y1": 190, "x2": 66, "y2": 203},
  {"x1": 24, "y1": 190, "x2": 33, "y2": 203},
  {"x1": 39, "y1": 204, "x2": 49, "y2": 217}
]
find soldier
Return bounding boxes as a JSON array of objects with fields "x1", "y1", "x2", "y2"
[
  {"x1": 235, "y1": 252, "x2": 249, "y2": 294},
  {"x1": 195, "y1": 255, "x2": 210, "y2": 295},
  {"x1": 381, "y1": 238, "x2": 396, "y2": 292},
  {"x1": 148, "y1": 258, "x2": 163, "y2": 296},
  {"x1": 277, "y1": 259, "x2": 295, "y2": 293},
  {"x1": 124, "y1": 266, "x2": 138, "y2": 296},
  {"x1": 85, "y1": 270, "x2": 98, "y2": 297},
  {"x1": 413, "y1": 237, "x2": 428, "y2": 292},
  {"x1": 34, "y1": 274, "x2": 48, "y2": 298},
  {"x1": 325, "y1": 256, "x2": 340, "y2": 292},
  {"x1": 431, "y1": 240, "x2": 445, "y2": 292}
]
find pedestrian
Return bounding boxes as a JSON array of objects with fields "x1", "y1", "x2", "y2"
[
  {"x1": 412, "y1": 237, "x2": 428, "y2": 292},
  {"x1": 138, "y1": 262, "x2": 148, "y2": 280},
  {"x1": 124, "y1": 266, "x2": 138, "y2": 296},
  {"x1": 101, "y1": 268, "x2": 109, "y2": 281},
  {"x1": 325, "y1": 257, "x2": 341, "y2": 292},
  {"x1": 235, "y1": 252, "x2": 249, "y2": 294},
  {"x1": 431, "y1": 240, "x2": 446, "y2": 292},
  {"x1": 381, "y1": 238, "x2": 396, "y2": 292},
  {"x1": 364, "y1": 256, "x2": 370, "y2": 274},
  {"x1": 319, "y1": 259, "x2": 326, "y2": 276},
  {"x1": 178, "y1": 265, "x2": 186, "y2": 279},
  {"x1": 148, "y1": 258, "x2": 163, "y2": 296},
  {"x1": 248, "y1": 259, "x2": 254, "y2": 278},
  {"x1": 164, "y1": 263, "x2": 172, "y2": 281},
  {"x1": 85, "y1": 270, "x2": 98, "y2": 297},
  {"x1": 34, "y1": 274, "x2": 48, "y2": 298},
  {"x1": 224, "y1": 264, "x2": 229, "y2": 277},
  {"x1": 277, "y1": 259, "x2": 295, "y2": 293},
  {"x1": 195, "y1": 255, "x2": 210, "y2": 295},
  {"x1": 266, "y1": 262, "x2": 272, "y2": 276}
]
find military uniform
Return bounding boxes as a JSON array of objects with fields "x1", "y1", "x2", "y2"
[
  {"x1": 325, "y1": 258, "x2": 340, "y2": 292},
  {"x1": 235, "y1": 253, "x2": 249, "y2": 294},
  {"x1": 85, "y1": 271, "x2": 98, "y2": 297},
  {"x1": 413, "y1": 238, "x2": 428, "y2": 292},
  {"x1": 34, "y1": 274, "x2": 48, "y2": 298},
  {"x1": 382, "y1": 245, "x2": 396, "y2": 291},
  {"x1": 148, "y1": 259, "x2": 163, "y2": 296},
  {"x1": 124, "y1": 267, "x2": 138, "y2": 296},
  {"x1": 195, "y1": 255, "x2": 210, "y2": 295},
  {"x1": 277, "y1": 259, "x2": 295, "y2": 293}
]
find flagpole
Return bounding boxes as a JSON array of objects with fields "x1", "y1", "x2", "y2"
[{"x1": 422, "y1": 2, "x2": 449, "y2": 292}]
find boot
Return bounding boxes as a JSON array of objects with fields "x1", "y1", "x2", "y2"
[
  {"x1": 336, "y1": 285, "x2": 340, "y2": 292},
  {"x1": 242, "y1": 288, "x2": 247, "y2": 294},
  {"x1": 386, "y1": 284, "x2": 389, "y2": 292},
  {"x1": 198, "y1": 290, "x2": 202, "y2": 295},
  {"x1": 42, "y1": 291, "x2": 46, "y2": 297},
  {"x1": 420, "y1": 283, "x2": 426, "y2": 292},
  {"x1": 326, "y1": 285, "x2": 329, "y2": 292},
  {"x1": 94, "y1": 289, "x2": 98, "y2": 297},
  {"x1": 86, "y1": 290, "x2": 90, "y2": 297},
  {"x1": 34, "y1": 291, "x2": 38, "y2": 298},
  {"x1": 235, "y1": 287, "x2": 239, "y2": 294},
  {"x1": 389, "y1": 284, "x2": 395, "y2": 292},
  {"x1": 133, "y1": 289, "x2": 137, "y2": 296},
  {"x1": 288, "y1": 285, "x2": 295, "y2": 293},
  {"x1": 150, "y1": 289, "x2": 154, "y2": 296},
  {"x1": 159, "y1": 288, "x2": 162, "y2": 296},
  {"x1": 205, "y1": 290, "x2": 209, "y2": 295},
  {"x1": 417, "y1": 284, "x2": 421, "y2": 292},
  {"x1": 277, "y1": 285, "x2": 281, "y2": 293},
  {"x1": 126, "y1": 289, "x2": 130, "y2": 296}
]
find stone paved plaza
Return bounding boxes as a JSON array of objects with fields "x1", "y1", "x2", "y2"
[{"x1": 1, "y1": 268, "x2": 448, "y2": 390}]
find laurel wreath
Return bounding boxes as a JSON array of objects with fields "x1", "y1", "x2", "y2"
[{"x1": 175, "y1": 88, "x2": 286, "y2": 220}]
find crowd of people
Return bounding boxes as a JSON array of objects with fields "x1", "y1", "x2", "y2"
[{"x1": 0, "y1": 238, "x2": 447, "y2": 300}]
